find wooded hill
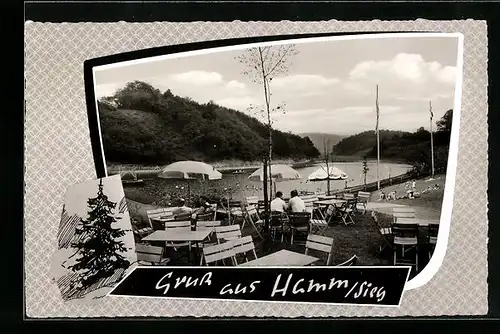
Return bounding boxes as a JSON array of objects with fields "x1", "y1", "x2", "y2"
[
  {"x1": 98, "y1": 81, "x2": 320, "y2": 165},
  {"x1": 331, "y1": 109, "x2": 453, "y2": 172}
]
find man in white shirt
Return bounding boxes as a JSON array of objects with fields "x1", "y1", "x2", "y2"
[
  {"x1": 172, "y1": 198, "x2": 193, "y2": 216},
  {"x1": 270, "y1": 191, "x2": 288, "y2": 212},
  {"x1": 288, "y1": 190, "x2": 306, "y2": 213}
]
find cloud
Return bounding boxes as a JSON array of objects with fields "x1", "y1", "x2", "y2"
[
  {"x1": 274, "y1": 104, "x2": 433, "y2": 135},
  {"x1": 169, "y1": 71, "x2": 224, "y2": 86},
  {"x1": 226, "y1": 80, "x2": 247, "y2": 91},
  {"x1": 149, "y1": 72, "x2": 252, "y2": 109},
  {"x1": 272, "y1": 74, "x2": 340, "y2": 96},
  {"x1": 345, "y1": 53, "x2": 457, "y2": 101}
]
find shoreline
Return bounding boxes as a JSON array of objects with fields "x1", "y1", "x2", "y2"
[{"x1": 108, "y1": 158, "x2": 413, "y2": 173}]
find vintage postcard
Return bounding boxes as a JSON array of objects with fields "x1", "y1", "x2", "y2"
[{"x1": 24, "y1": 20, "x2": 488, "y2": 318}]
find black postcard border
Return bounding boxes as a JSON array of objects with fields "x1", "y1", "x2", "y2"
[
  {"x1": 84, "y1": 30, "x2": 422, "y2": 178},
  {"x1": 15, "y1": 0, "x2": 498, "y2": 330}
]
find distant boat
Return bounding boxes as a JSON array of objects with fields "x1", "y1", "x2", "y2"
[{"x1": 120, "y1": 171, "x2": 144, "y2": 186}]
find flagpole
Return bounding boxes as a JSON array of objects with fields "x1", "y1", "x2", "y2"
[
  {"x1": 430, "y1": 101, "x2": 435, "y2": 177},
  {"x1": 376, "y1": 85, "x2": 380, "y2": 190}
]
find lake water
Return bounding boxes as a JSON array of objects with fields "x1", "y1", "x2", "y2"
[{"x1": 222, "y1": 161, "x2": 413, "y2": 198}]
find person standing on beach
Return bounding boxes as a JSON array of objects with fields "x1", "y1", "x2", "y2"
[
  {"x1": 270, "y1": 191, "x2": 288, "y2": 212},
  {"x1": 288, "y1": 190, "x2": 306, "y2": 213}
]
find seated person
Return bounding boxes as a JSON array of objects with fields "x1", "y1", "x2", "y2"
[
  {"x1": 378, "y1": 191, "x2": 386, "y2": 201},
  {"x1": 288, "y1": 190, "x2": 306, "y2": 213},
  {"x1": 194, "y1": 196, "x2": 213, "y2": 214},
  {"x1": 270, "y1": 191, "x2": 288, "y2": 212},
  {"x1": 172, "y1": 198, "x2": 193, "y2": 216},
  {"x1": 387, "y1": 191, "x2": 397, "y2": 201}
]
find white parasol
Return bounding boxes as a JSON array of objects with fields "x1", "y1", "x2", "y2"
[
  {"x1": 248, "y1": 164, "x2": 302, "y2": 182},
  {"x1": 307, "y1": 166, "x2": 348, "y2": 181},
  {"x1": 158, "y1": 161, "x2": 222, "y2": 180}
]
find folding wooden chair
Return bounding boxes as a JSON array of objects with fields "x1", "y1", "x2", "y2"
[
  {"x1": 242, "y1": 205, "x2": 264, "y2": 240},
  {"x1": 245, "y1": 196, "x2": 259, "y2": 206},
  {"x1": 131, "y1": 218, "x2": 154, "y2": 242},
  {"x1": 335, "y1": 255, "x2": 358, "y2": 266},
  {"x1": 300, "y1": 195, "x2": 321, "y2": 219},
  {"x1": 257, "y1": 200, "x2": 266, "y2": 215},
  {"x1": 146, "y1": 208, "x2": 174, "y2": 230},
  {"x1": 343, "y1": 193, "x2": 355, "y2": 200},
  {"x1": 215, "y1": 224, "x2": 242, "y2": 244},
  {"x1": 196, "y1": 212, "x2": 215, "y2": 221},
  {"x1": 371, "y1": 212, "x2": 393, "y2": 255},
  {"x1": 174, "y1": 212, "x2": 192, "y2": 221},
  {"x1": 269, "y1": 211, "x2": 286, "y2": 242},
  {"x1": 200, "y1": 242, "x2": 237, "y2": 266},
  {"x1": 229, "y1": 200, "x2": 245, "y2": 218},
  {"x1": 310, "y1": 204, "x2": 336, "y2": 236},
  {"x1": 220, "y1": 200, "x2": 244, "y2": 224},
  {"x1": 392, "y1": 223, "x2": 419, "y2": 272},
  {"x1": 196, "y1": 220, "x2": 221, "y2": 246},
  {"x1": 338, "y1": 198, "x2": 356, "y2": 225},
  {"x1": 163, "y1": 221, "x2": 192, "y2": 263},
  {"x1": 136, "y1": 244, "x2": 171, "y2": 266},
  {"x1": 305, "y1": 234, "x2": 334, "y2": 265},
  {"x1": 427, "y1": 223, "x2": 439, "y2": 260},
  {"x1": 288, "y1": 212, "x2": 311, "y2": 245},
  {"x1": 231, "y1": 235, "x2": 258, "y2": 263},
  {"x1": 392, "y1": 207, "x2": 416, "y2": 223},
  {"x1": 356, "y1": 191, "x2": 370, "y2": 214}
]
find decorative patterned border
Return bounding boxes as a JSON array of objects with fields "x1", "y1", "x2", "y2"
[{"x1": 24, "y1": 20, "x2": 488, "y2": 317}]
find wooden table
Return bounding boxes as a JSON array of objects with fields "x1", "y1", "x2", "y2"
[
  {"x1": 396, "y1": 218, "x2": 440, "y2": 227},
  {"x1": 142, "y1": 228, "x2": 213, "y2": 264},
  {"x1": 317, "y1": 195, "x2": 339, "y2": 200},
  {"x1": 238, "y1": 249, "x2": 319, "y2": 267},
  {"x1": 151, "y1": 216, "x2": 175, "y2": 223},
  {"x1": 314, "y1": 199, "x2": 346, "y2": 206},
  {"x1": 312, "y1": 199, "x2": 346, "y2": 221},
  {"x1": 142, "y1": 228, "x2": 212, "y2": 242}
]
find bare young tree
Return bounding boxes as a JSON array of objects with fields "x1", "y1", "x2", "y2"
[
  {"x1": 322, "y1": 137, "x2": 333, "y2": 196},
  {"x1": 236, "y1": 44, "x2": 299, "y2": 200}
]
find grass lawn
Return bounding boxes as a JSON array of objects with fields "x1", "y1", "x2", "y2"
[
  {"x1": 129, "y1": 175, "x2": 445, "y2": 279},
  {"x1": 163, "y1": 211, "x2": 399, "y2": 268}
]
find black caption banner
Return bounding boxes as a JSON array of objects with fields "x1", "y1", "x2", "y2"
[{"x1": 110, "y1": 267, "x2": 411, "y2": 306}]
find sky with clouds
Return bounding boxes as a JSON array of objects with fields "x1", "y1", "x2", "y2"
[{"x1": 94, "y1": 35, "x2": 460, "y2": 136}]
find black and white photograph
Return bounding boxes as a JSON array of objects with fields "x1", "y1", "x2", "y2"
[{"x1": 91, "y1": 33, "x2": 461, "y2": 280}]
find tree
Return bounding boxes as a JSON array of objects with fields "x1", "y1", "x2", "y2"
[
  {"x1": 236, "y1": 44, "x2": 299, "y2": 201},
  {"x1": 437, "y1": 109, "x2": 453, "y2": 133},
  {"x1": 322, "y1": 137, "x2": 333, "y2": 195},
  {"x1": 68, "y1": 179, "x2": 130, "y2": 289},
  {"x1": 362, "y1": 155, "x2": 370, "y2": 191},
  {"x1": 114, "y1": 80, "x2": 163, "y2": 112}
]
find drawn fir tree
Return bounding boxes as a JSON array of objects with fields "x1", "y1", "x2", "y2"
[{"x1": 68, "y1": 178, "x2": 130, "y2": 289}]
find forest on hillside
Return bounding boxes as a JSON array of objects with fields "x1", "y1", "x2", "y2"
[
  {"x1": 331, "y1": 109, "x2": 453, "y2": 172},
  {"x1": 98, "y1": 81, "x2": 320, "y2": 165}
]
